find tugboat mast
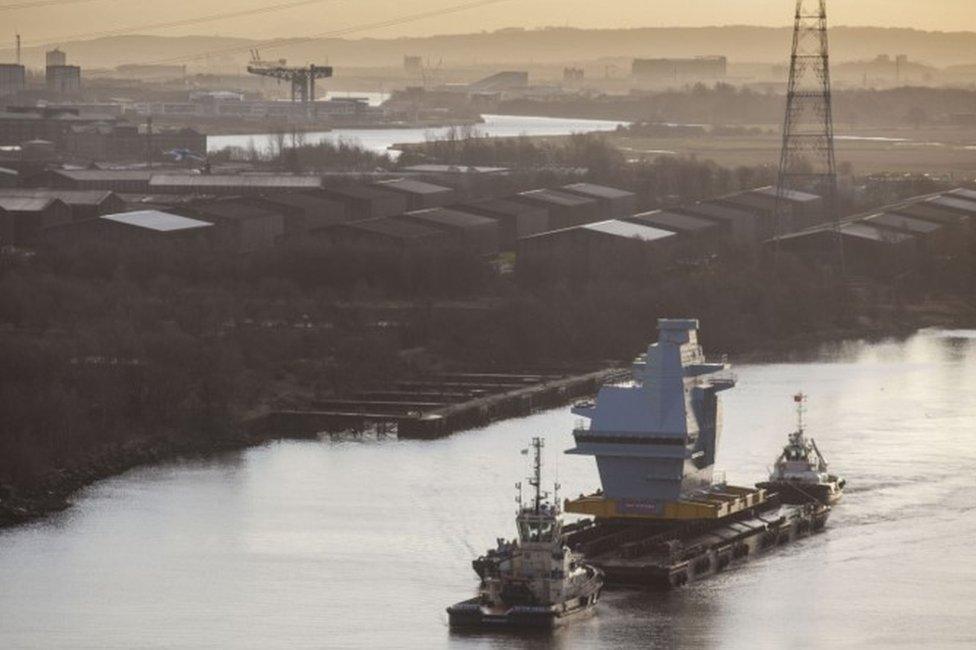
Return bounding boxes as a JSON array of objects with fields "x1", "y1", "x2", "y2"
[
  {"x1": 529, "y1": 437, "x2": 544, "y2": 514},
  {"x1": 795, "y1": 392, "x2": 807, "y2": 433}
]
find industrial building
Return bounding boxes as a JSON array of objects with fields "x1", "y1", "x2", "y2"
[
  {"x1": 0, "y1": 196, "x2": 71, "y2": 245},
  {"x1": 148, "y1": 174, "x2": 322, "y2": 196},
  {"x1": 319, "y1": 185, "x2": 409, "y2": 220},
  {"x1": 518, "y1": 219, "x2": 678, "y2": 283},
  {"x1": 64, "y1": 124, "x2": 206, "y2": 163},
  {"x1": 768, "y1": 189, "x2": 976, "y2": 275},
  {"x1": 0, "y1": 107, "x2": 116, "y2": 148},
  {"x1": 398, "y1": 208, "x2": 499, "y2": 255},
  {"x1": 773, "y1": 222, "x2": 917, "y2": 277},
  {"x1": 514, "y1": 189, "x2": 600, "y2": 229},
  {"x1": 632, "y1": 56, "x2": 727, "y2": 81},
  {"x1": 373, "y1": 178, "x2": 457, "y2": 211},
  {"x1": 458, "y1": 198, "x2": 549, "y2": 250},
  {"x1": 627, "y1": 210, "x2": 724, "y2": 244},
  {"x1": 329, "y1": 217, "x2": 453, "y2": 253},
  {"x1": 560, "y1": 183, "x2": 637, "y2": 219},
  {"x1": 43, "y1": 169, "x2": 154, "y2": 193},
  {"x1": 0, "y1": 189, "x2": 125, "y2": 221},
  {"x1": 43, "y1": 209, "x2": 214, "y2": 251},
  {"x1": 258, "y1": 192, "x2": 349, "y2": 235},
  {"x1": 717, "y1": 187, "x2": 824, "y2": 238},
  {"x1": 676, "y1": 201, "x2": 763, "y2": 246},
  {"x1": 0, "y1": 64, "x2": 26, "y2": 97},
  {"x1": 177, "y1": 198, "x2": 285, "y2": 254},
  {"x1": 46, "y1": 65, "x2": 81, "y2": 94}
]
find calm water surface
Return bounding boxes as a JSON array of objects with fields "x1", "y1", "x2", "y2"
[
  {"x1": 2, "y1": 330, "x2": 975, "y2": 649},
  {"x1": 207, "y1": 114, "x2": 627, "y2": 157}
]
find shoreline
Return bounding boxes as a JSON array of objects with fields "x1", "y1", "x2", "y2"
[{"x1": 2, "y1": 315, "x2": 973, "y2": 532}]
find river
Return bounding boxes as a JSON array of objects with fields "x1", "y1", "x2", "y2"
[
  {"x1": 207, "y1": 114, "x2": 628, "y2": 158},
  {"x1": 1, "y1": 330, "x2": 975, "y2": 648}
]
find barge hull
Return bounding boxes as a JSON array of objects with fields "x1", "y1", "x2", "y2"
[{"x1": 567, "y1": 503, "x2": 830, "y2": 590}]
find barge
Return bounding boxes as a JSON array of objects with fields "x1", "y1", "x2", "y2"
[{"x1": 561, "y1": 319, "x2": 835, "y2": 588}]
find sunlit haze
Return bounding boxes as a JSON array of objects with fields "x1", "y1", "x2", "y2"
[{"x1": 5, "y1": 0, "x2": 976, "y2": 44}]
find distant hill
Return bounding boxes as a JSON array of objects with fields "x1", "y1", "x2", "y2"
[{"x1": 2, "y1": 26, "x2": 976, "y2": 71}]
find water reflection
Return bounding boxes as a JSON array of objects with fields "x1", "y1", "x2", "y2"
[{"x1": 1, "y1": 330, "x2": 975, "y2": 648}]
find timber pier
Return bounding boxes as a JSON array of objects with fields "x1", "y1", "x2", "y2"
[{"x1": 244, "y1": 368, "x2": 627, "y2": 440}]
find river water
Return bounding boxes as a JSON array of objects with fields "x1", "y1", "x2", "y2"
[
  {"x1": 207, "y1": 114, "x2": 627, "y2": 157},
  {"x1": 2, "y1": 330, "x2": 975, "y2": 649}
]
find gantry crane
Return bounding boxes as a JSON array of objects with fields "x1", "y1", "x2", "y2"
[{"x1": 247, "y1": 53, "x2": 333, "y2": 103}]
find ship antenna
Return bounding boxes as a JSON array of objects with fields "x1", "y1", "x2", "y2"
[
  {"x1": 529, "y1": 437, "x2": 544, "y2": 514},
  {"x1": 794, "y1": 392, "x2": 806, "y2": 434}
]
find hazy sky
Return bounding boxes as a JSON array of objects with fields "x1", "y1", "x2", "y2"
[{"x1": 6, "y1": 0, "x2": 976, "y2": 45}]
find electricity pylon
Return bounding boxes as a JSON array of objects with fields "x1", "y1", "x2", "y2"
[{"x1": 775, "y1": 0, "x2": 841, "y2": 265}]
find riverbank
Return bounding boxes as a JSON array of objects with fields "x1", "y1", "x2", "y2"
[{"x1": 3, "y1": 302, "x2": 972, "y2": 531}]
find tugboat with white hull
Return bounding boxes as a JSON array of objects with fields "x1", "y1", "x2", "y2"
[
  {"x1": 447, "y1": 438, "x2": 604, "y2": 630},
  {"x1": 757, "y1": 393, "x2": 846, "y2": 506}
]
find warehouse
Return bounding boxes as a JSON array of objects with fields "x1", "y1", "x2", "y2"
[
  {"x1": 319, "y1": 185, "x2": 408, "y2": 220},
  {"x1": 561, "y1": 183, "x2": 637, "y2": 219},
  {"x1": 457, "y1": 198, "x2": 548, "y2": 249},
  {"x1": 329, "y1": 217, "x2": 453, "y2": 253},
  {"x1": 258, "y1": 192, "x2": 349, "y2": 234},
  {"x1": 0, "y1": 196, "x2": 71, "y2": 245},
  {"x1": 889, "y1": 201, "x2": 970, "y2": 227},
  {"x1": 518, "y1": 219, "x2": 677, "y2": 283},
  {"x1": 627, "y1": 210, "x2": 723, "y2": 242},
  {"x1": 43, "y1": 169, "x2": 154, "y2": 193},
  {"x1": 718, "y1": 186, "x2": 824, "y2": 236},
  {"x1": 398, "y1": 208, "x2": 499, "y2": 255},
  {"x1": 149, "y1": 174, "x2": 323, "y2": 196},
  {"x1": 373, "y1": 178, "x2": 457, "y2": 210},
  {"x1": 772, "y1": 222, "x2": 917, "y2": 277},
  {"x1": 178, "y1": 198, "x2": 285, "y2": 253},
  {"x1": 677, "y1": 200, "x2": 762, "y2": 246},
  {"x1": 862, "y1": 212, "x2": 955, "y2": 256},
  {"x1": 0, "y1": 189, "x2": 125, "y2": 221},
  {"x1": 0, "y1": 166, "x2": 17, "y2": 188},
  {"x1": 514, "y1": 189, "x2": 600, "y2": 228},
  {"x1": 923, "y1": 195, "x2": 976, "y2": 218},
  {"x1": 44, "y1": 209, "x2": 213, "y2": 251}
]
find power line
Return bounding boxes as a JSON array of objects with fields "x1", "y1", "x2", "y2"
[
  {"x1": 139, "y1": 0, "x2": 516, "y2": 65},
  {"x1": 0, "y1": 0, "x2": 109, "y2": 11},
  {"x1": 19, "y1": 0, "x2": 341, "y2": 48}
]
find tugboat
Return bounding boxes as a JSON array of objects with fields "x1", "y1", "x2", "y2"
[
  {"x1": 447, "y1": 438, "x2": 604, "y2": 629},
  {"x1": 757, "y1": 393, "x2": 846, "y2": 506}
]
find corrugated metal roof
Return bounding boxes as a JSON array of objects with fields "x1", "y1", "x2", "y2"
[
  {"x1": 374, "y1": 178, "x2": 454, "y2": 195},
  {"x1": 562, "y1": 182, "x2": 636, "y2": 200},
  {"x1": 345, "y1": 217, "x2": 444, "y2": 239},
  {"x1": 56, "y1": 170, "x2": 154, "y2": 181},
  {"x1": 840, "y1": 222, "x2": 914, "y2": 243},
  {"x1": 629, "y1": 210, "x2": 718, "y2": 232},
  {"x1": 751, "y1": 186, "x2": 822, "y2": 203},
  {"x1": 0, "y1": 189, "x2": 114, "y2": 206},
  {"x1": 0, "y1": 197, "x2": 56, "y2": 211},
  {"x1": 865, "y1": 213, "x2": 942, "y2": 234},
  {"x1": 185, "y1": 199, "x2": 281, "y2": 221},
  {"x1": 947, "y1": 188, "x2": 976, "y2": 203},
  {"x1": 461, "y1": 198, "x2": 546, "y2": 218},
  {"x1": 401, "y1": 208, "x2": 496, "y2": 229},
  {"x1": 101, "y1": 210, "x2": 213, "y2": 232},
  {"x1": 583, "y1": 219, "x2": 676, "y2": 242},
  {"x1": 889, "y1": 202, "x2": 967, "y2": 225},
  {"x1": 518, "y1": 189, "x2": 595, "y2": 206},
  {"x1": 927, "y1": 195, "x2": 976, "y2": 215},
  {"x1": 680, "y1": 201, "x2": 758, "y2": 222},
  {"x1": 400, "y1": 164, "x2": 508, "y2": 174},
  {"x1": 321, "y1": 185, "x2": 404, "y2": 201},
  {"x1": 150, "y1": 174, "x2": 321, "y2": 189}
]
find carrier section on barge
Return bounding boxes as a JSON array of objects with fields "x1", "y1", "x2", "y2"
[{"x1": 561, "y1": 319, "x2": 833, "y2": 588}]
